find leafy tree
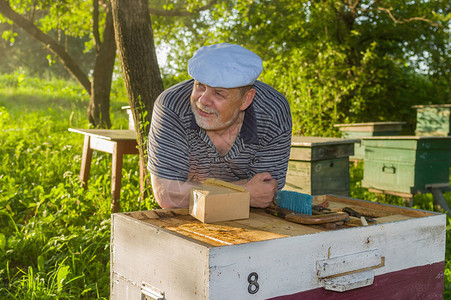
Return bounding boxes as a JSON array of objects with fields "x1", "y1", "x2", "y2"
[
  {"x1": 0, "y1": 23, "x2": 92, "y2": 77},
  {"x1": 0, "y1": 0, "x2": 116, "y2": 128},
  {"x1": 154, "y1": 0, "x2": 450, "y2": 136}
]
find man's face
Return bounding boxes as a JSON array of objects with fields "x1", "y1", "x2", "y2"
[{"x1": 190, "y1": 81, "x2": 247, "y2": 131}]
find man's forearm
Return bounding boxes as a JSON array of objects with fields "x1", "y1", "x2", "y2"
[
  {"x1": 151, "y1": 174, "x2": 276, "y2": 209},
  {"x1": 151, "y1": 174, "x2": 200, "y2": 208}
]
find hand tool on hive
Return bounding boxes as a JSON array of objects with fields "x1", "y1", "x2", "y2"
[
  {"x1": 269, "y1": 191, "x2": 349, "y2": 226},
  {"x1": 274, "y1": 190, "x2": 313, "y2": 214},
  {"x1": 265, "y1": 204, "x2": 349, "y2": 225},
  {"x1": 341, "y1": 207, "x2": 375, "y2": 223},
  {"x1": 312, "y1": 200, "x2": 332, "y2": 215}
]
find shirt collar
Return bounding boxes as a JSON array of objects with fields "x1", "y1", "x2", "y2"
[{"x1": 190, "y1": 103, "x2": 259, "y2": 144}]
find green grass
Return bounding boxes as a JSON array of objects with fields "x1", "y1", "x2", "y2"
[
  {"x1": 0, "y1": 73, "x2": 157, "y2": 299},
  {"x1": 0, "y1": 73, "x2": 450, "y2": 298}
]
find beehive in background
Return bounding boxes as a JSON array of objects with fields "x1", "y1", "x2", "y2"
[
  {"x1": 413, "y1": 104, "x2": 451, "y2": 137},
  {"x1": 362, "y1": 136, "x2": 451, "y2": 194},
  {"x1": 285, "y1": 136, "x2": 359, "y2": 196},
  {"x1": 334, "y1": 122, "x2": 406, "y2": 161}
]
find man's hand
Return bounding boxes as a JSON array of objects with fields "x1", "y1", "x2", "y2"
[{"x1": 244, "y1": 172, "x2": 278, "y2": 208}]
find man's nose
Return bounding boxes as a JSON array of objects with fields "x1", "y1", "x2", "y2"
[{"x1": 198, "y1": 88, "x2": 214, "y2": 106}]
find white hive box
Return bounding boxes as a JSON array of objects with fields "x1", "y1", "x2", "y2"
[{"x1": 110, "y1": 195, "x2": 445, "y2": 299}]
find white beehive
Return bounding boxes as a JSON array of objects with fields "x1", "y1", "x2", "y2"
[{"x1": 110, "y1": 195, "x2": 445, "y2": 299}]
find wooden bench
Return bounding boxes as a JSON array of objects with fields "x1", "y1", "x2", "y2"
[{"x1": 69, "y1": 128, "x2": 143, "y2": 212}]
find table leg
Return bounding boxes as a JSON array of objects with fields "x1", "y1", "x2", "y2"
[
  {"x1": 402, "y1": 197, "x2": 413, "y2": 207},
  {"x1": 111, "y1": 142, "x2": 124, "y2": 213},
  {"x1": 430, "y1": 188, "x2": 451, "y2": 216},
  {"x1": 80, "y1": 135, "x2": 93, "y2": 189}
]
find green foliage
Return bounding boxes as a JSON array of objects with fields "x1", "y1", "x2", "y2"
[
  {"x1": 152, "y1": 0, "x2": 450, "y2": 137},
  {"x1": 0, "y1": 0, "x2": 97, "y2": 77},
  {"x1": 0, "y1": 74, "x2": 156, "y2": 298}
]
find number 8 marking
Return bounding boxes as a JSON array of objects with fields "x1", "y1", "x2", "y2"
[{"x1": 247, "y1": 272, "x2": 259, "y2": 294}]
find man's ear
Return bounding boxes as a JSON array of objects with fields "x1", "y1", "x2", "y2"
[{"x1": 239, "y1": 88, "x2": 256, "y2": 111}]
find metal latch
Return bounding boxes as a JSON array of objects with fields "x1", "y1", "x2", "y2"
[
  {"x1": 316, "y1": 249, "x2": 385, "y2": 292},
  {"x1": 141, "y1": 282, "x2": 165, "y2": 300}
]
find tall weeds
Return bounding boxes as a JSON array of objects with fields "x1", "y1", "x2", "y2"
[{"x1": 0, "y1": 74, "x2": 156, "y2": 299}]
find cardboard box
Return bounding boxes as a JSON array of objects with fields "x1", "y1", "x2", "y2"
[{"x1": 189, "y1": 182, "x2": 250, "y2": 223}]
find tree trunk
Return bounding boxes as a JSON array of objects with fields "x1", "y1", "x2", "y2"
[
  {"x1": 111, "y1": 0, "x2": 164, "y2": 210},
  {"x1": 88, "y1": 5, "x2": 116, "y2": 128}
]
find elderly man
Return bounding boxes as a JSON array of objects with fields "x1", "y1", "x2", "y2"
[{"x1": 148, "y1": 43, "x2": 292, "y2": 209}]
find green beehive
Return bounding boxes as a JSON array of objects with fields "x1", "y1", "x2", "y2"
[
  {"x1": 334, "y1": 122, "x2": 405, "y2": 161},
  {"x1": 284, "y1": 136, "x2": 359, "y2": 196},
  {"x1": 362, "y1": 136, "x2": 451, "y2": 194},
  {"x1": 413, "y1": 104, "x2": 451, "y2": 136}
]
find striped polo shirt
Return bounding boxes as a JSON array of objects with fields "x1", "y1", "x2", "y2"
[{"x1": 147, "y1": 79, "x2": 292, "y2": 190}]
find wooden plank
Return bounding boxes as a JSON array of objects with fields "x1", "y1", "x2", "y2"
[
  {"x1": 367, "y1": 188, "x2": 413, "y2": 198},
  {"x1": 334, "y1": 122, "x2": 405, "y2": 133},
  {"x1": 235, "y1": 210, "x2": 325, "y2": 235},
  {"x1": 291, "y1": 136, "x2": 359, "y2": 147},
  {"x1": 111, "y1": 214, "x2": 209, "y2": 300},
  {"x1": 363, "y1": 135, "x2": 451, "y2": 141},
  {"x1": 289, "y1": 144, "x2": 356, "y2": 161},
  {"x1": 124, "y1": 208, "x2": 190, "y2": 220},
  {"x1": 89, "y1": 137, "x2": 115, "y2": 153},
  {"x1": 335, "y1": 121, "x2": 406, "y2": 127},
  {"x1": 139, "y1": 209, "x2": 324, "y2": 243},
  {"x1": 142, "y1": 215, "x2": 197, "y2": 228},
  {"x1": 164, "y1": 223, "x2": 288, "y2": 246},
  {"x1": 374, "y1": 215, "x2": 413, "y2": 224},
  {"x1": 69, "y1": 128, "x2": 137, "y2": 141},
  {"x1": 317, "y1": 195, "x2": 435, "y2": 218},
  {"x1": 316, "y1": 249, "x2": 383, "y2": 278},
  {"x1": 89, "y1": 138, "x2": 138, "y2": 154},
  {"x1": 117, "y1": 194, "x2": 437, "y2": 248},
  {"x1": 164, "y1": 226, "x2": 231, "y2": 247}
]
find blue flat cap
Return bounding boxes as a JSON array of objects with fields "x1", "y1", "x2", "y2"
[{"x1": 188, "y1": 43, "x2": 263, "y2": 88}]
